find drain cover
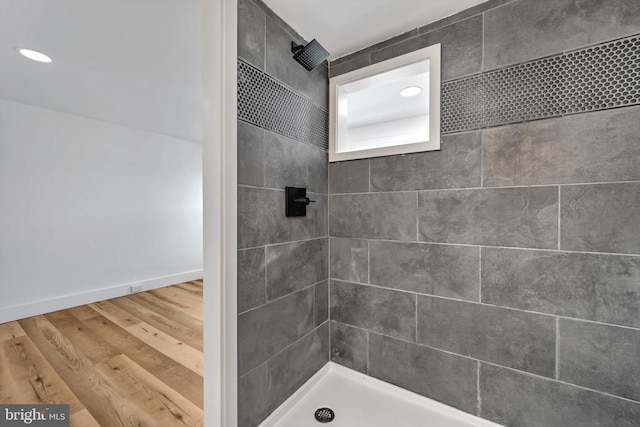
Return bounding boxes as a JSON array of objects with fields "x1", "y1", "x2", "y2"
[{"x1": 314, "y1": 407, "x2": 335, "y2": 423}]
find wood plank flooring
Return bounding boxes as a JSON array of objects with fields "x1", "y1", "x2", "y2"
[{"x1": 0, "y1": 280, "x2": 203, "y2": 427}]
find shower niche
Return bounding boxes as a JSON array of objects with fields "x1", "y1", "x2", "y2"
[{"x1": 329, "y1": 44, "x2": 441, "y2": 162}]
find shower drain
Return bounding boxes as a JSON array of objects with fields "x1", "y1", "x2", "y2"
[{"x1": 314, "y1": 407, "x2": 335, "y2": 423}]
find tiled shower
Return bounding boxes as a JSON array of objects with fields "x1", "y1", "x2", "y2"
[
  {"x1": 236, "y1": 1, "x2": 329, "y2": 425},
  {"x1": 237, "y1": 0, "x2": 640, "y2": 425}
]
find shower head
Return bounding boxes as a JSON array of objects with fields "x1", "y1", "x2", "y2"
[{"x1": 291, "y1": 39, "x2": 330, "y2": 71}]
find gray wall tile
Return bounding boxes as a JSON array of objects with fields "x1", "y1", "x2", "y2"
[
  {"x1": 244, "y1": 0, "x2": 640, "y2": 423},
  {"x1": 238, "y1": 186, "x2": 278, "y2": 248},
  {"x1": 238, "y1": 247, "x2": 266, "y2": 312},
  {"x1": 330, "y1": 280, "x2": 416, "y2": 341},
  {"x1": 238, "y1": 363, "x2": 268, "y2": 427},
  {"x1": 370, "y1": 131, "x2": 481, "y2": 191},
  {"x1": 369, "y1": 241, "x2": 480, "y2": 301},
  {"x1": 482, "y1": 248, "x2": 640, "y2": 328},
  {"x1": 312, "y1": 193, "x2": 328, "y2": 238},
  {"x1": 320, "y1": 0, "x2": 640, "y2": 424},
  {"x1": 369, "y1": 333, "x2": 478, "y2": 414},
  {"x1": 238, "y1": 187, "x2": 321, "y2": 248},
  {"x1": 483, "y1": 107, "x2": 640, "y2": 186},
  {"x1": 329, "y1": 237, "x2": 368, "y2": 283},
  {"x1": 371, "y1": 15, "x2": 483, "y2": 81},
  {"x1": 329, "y1": 28, "x2": 427, "y2": 78},
  {"x1": 417, "y1": 0, "x2": 515, "y2": 35},
  {"x1": 314, "y1": 280, "x2": 328, "y2": 326},
  {"x1": 328, "y1": 159, "x2": 369, "y2": 194},
  {"x1": 238, "y1": 287, "x2": 315, "y2": 374},
  {"x1": 558, "y1": 319, "x2": 640, "y2": 402},
  {"x1": 267, "y1": 323, "x2": 329, "y2": 412},
  {"x1": 483, "y1": 0, "x2": 640, "y2": 70},
  {"x1": 265, "y1": 15, "x2": 328, "y2": 109},
  {"x1": 238, "y1": 1, "x2": 329, "y2": 421},
  {"x1": 266, "y1": 238, "x2": 327, "y2": 300},
  {"x1": 330, "y1": 192, "x2": 417, "y2": 241},
  {"x1": 330, "y1": 321, "x2": 367, "y2": 374},
  {"x1": 561, "y1": 183, "x2": 640, "y2": 254},
  {"x1": 238, "y1": 120, "x2": 264, "y2": 187},
  {"x1": 418, "y1": 14, "x2": 484, "y2": 82},
  {"x1": 417, "y1": 296, "x2": 556, "y2": 377},
  {"x1": 328, "y1": 53, "x2": 371, "y2": 78},
  {"x1": 331, "y1": 30, "x2": 418, "y2": 68},
  {"x1": 308, "y1": 153, "x2": 329, "y2": 196},
  {"x1": 418, "y1": 187, "x2": 558, "y2": 249},
  {"x1": 480, "y1": 363, "x2": 640, "y2": 427},
  {"x1": 264, "y1": 131, "x2": 327, "y2": 194},
  {"x1": 238, "y1": 0, "x2": 265, "y2": 70},
  {"x1": 252, "y1": 0, "x2": 304, "y2": 45}
]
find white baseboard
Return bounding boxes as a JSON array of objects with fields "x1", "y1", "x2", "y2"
[{"x1": 0, "y1": 270, "x2": 203, "y2": 323}]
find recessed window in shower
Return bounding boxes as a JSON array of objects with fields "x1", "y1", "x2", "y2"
[{"x1": 329, "y1": 44, "x2": 441, "y2": 162}]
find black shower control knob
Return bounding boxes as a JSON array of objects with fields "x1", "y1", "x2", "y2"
[{"x1": 294, "y1": 197, "x2": 315, "y2": 205}]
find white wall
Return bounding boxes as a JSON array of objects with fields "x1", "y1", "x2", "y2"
[{"x1": 0, "y1": 98, "x2": 203, "y2": 322}]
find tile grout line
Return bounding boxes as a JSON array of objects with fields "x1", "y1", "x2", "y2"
[
  {"x1": 480, "y1": 129, "x2": 484, "y2": 187},
  {"x1": 366, "y1": 329, "x2": 370, "y2": 375},
  {"x1": 239, "y1": 236, "x2": 327, "y2": 252},
  {"x1": 351, "y1": 326, "x2": 640, "y2": 407},
  {"x1": 262, "y1": 4, "x2": 266, "y2": 72},
  {"x1": 483, "y1": 31, "x2": 640, "y2": 74},
  {"x1": 556, "y1": 317, "x2": 560, "y2": 380},
  {"x1": 481, "y1": 7, "x2": 485, "y2": 75},
  {"x1": 329, "y1": 279, "x2": 640, "y2": 332},
  {"x1": 366, "y1": 239, "x2": 371, "y2": 285},
  {"x1": 479, "y1": 357, "x2": 640, "y2": 405},
  {"x1": 264, "y1": 246, "x2": 268, "y2": 305},
  {"x1": 477, "y1": 360, "x2": 481, "y2": 417},
  {"x1": 327, "y1": 191, "x2": 331, "y2": 331},
  {"x1": 238, "y1": 359, "x2": 267, "y2": 380},
  {"x1": 265, "y1": 359, "x2": 269, "y2": 402},
  {"x1": 328, "y1": 285, "x2": 332, "y2": 361},
  {"x1": 330, "y1": 322, "x2": 639, "y2": 404},
  {"x1": 331, "y1": 0, "x2": 516, "y2": 69},
  {"x1": 416, "y1": 191, "x2": 419, "y2": 241},
  {"x1": 260, "y1": 126, "x2": 266, "y2": 190},
  {"x1": 439, "y1": 32, "x2": 640, "y2": 83},
  {"x1": 323, "y1": 237, "x2": 640, "y2": 259},
  {"x1": 326, "y1": 179, "x2": 640, "y2": 197},
  {"x1": 415, "y1": 295, "x2": 418, "y2": 343},
  {"x1": 478, "y1": 247, "x2": 482, "y2": 303},
  {"x1": 238, "y1": 279, "x2": 325, "y2": 316},
  {"x1": 558, "y1": 186, "x2": 562, "y2": 250},
  {"x1": 313, "y1": 280, "x2": 317, "y2": 329},
  {"x1": 260, "y1": 320, "x2": 330, "y2": 373},
  {"x1": 368, "y1": 158, "x2": 371, "y2": 193},
  {"x1": 328, "y1": 316, "x2": 332, "y2": 361}
]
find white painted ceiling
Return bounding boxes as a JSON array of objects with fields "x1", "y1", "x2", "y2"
[
  {"x1": 262, "y1": 0, "x2": 490, "y2": 60},
  {"x1": 0, "y1": 0, "x2": 201, "y2": 142},
  {"x1": 0, "y1": 0, "x2": 488, "y2": 142}
]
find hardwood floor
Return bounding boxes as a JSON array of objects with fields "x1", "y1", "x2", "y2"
[{"x1": 0, "y1": 280, "x2": 204, "y2": 427}]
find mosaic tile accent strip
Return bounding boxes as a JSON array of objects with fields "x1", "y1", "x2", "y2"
[
  {"x1": 482, "y1": 55, "x2": 566, "y2": 128},
  {"x1": 442, "y1": 35, "x2": 640, "y2": 134},
  {"x1": 238, "y1": 60, "x2": 329, "y2": 150},
  {"x1": 441, "y1": 75, "x2": 484, "y2": 133}
]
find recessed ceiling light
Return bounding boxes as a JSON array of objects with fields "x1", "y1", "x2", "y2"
[
  {"x1": 400, "y1": 86, "x2": 422, "y2": 97},
  {"x1": 16, "y1": 48, "x2": 52, "y2": 63}
]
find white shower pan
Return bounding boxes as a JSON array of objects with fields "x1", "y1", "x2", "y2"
[{"x1": 259, "y1": 362, "x2": 503, "y2": 427}]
